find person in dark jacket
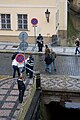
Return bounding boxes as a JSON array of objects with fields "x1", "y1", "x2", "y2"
[
  {"x1": 17, "y1": 74, "x2": 25, "y2": 103},
  {"x1": 75, "y1": 38, "x2": 80, "y2": 55},
  {"x1": 37, "y1": 34, "x2": 44, "y2": 52},
  {"x1": 45, "y1": 53, "x2": 52, "y2": 73},
  {"x1": 25, "y1": 55, "x2": 34, "y2": 78}
]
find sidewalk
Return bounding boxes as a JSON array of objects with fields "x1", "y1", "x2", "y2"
[{"x1": 0, "y1": 42, "x2": 78, "y2": 55}]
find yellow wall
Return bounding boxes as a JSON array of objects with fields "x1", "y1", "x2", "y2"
[
  {"x1": 0, "y1": 0, "x2": 57, "y2": 6},
  {"x1": 0, "y1": 0, "x2": 67, "y2": 41}
]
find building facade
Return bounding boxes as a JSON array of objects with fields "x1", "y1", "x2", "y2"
[{"x1": 0, "y1": 0, "x2": 67, "y2": 44}]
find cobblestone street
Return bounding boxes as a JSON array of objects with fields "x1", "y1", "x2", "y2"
[
  {"x1": 0, "y1": 52, "x2": 80, "y2": 119},
  {"x1": 0, "y1": 77, "x2": 33, "y2": 120}
]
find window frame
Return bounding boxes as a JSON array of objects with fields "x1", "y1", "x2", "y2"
[
  {"x1": 0, "y1": 14, "x2": 11, "y2": 30},
  {"x1": 17, "y1": 14, "x2": 28, "y2": 30}
]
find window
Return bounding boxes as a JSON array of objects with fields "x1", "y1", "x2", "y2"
[
  {"x1": 18, "y1": 14, "x2": 28, "y2": 30},
  {"x1": 1, "y1": 14, "x2": 11, "y2": 29}
]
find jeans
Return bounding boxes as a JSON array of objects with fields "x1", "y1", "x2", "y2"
[
  {"x1": 45, "y1": 63, "x2": 52, "y2": 73},
  {"x1": 75, "y1": 46, "x2": 80, "y2": 54}
]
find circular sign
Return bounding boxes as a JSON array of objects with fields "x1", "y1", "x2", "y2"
[
  {"x1": 31, "y1": 18, "x2": 38, "y2": 26},
  {"x1": 19, "y1": 32, "x2": 28, "y2": 41},
  {"x1": 16, "y1": 54, "x2": 25, "y2": 63},
  {"x1": 19, "y1": 41, "x2": 28, "y2": 51}
]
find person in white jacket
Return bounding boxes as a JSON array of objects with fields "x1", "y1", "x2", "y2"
[{"x1": 12, "y1": 59, "x2": 20, "y2": 78}]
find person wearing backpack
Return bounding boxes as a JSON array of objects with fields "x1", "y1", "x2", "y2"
[
  {"x1": 45, "y1": 53, "x2": 53, "y2": 73},
  {"x1": 50, "y1": 48, "x2": 56, "y2": 71}
]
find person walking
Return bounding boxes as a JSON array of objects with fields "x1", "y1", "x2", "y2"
[
  {"x1": 37, "y1": 34, "x2": 44, "y2": 52},
  {"x1": 17, "y1": 73, "x2": 26, "y2": 103},
  {"x1": 75, "y1": 38, "x2": 80, "y2": 55},
  {"x1": 45, "y1": 53, "x2": 53, "y2": 73},
  {"x1": 45, "y1": 44, "x2": 51, "y2": 57}
]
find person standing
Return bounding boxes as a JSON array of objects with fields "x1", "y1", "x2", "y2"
[
  {"x1": 26, "y1": 55, "x2": 34, "y2": 78},
  {"x1": 22, "y1": 54, "x2": 34, "y2": 78},
  {"x1": 12, "y1": 57, "x2": 20, "y2": 78},
  {"x1": 17, "y1": 73, "x2": 25, "y2": 103},
  {"x1": 37, "y1": 34, "x2": 44, "y2": 52},
  {"x1": 75, "y1": 38, "x2": 80, "y2": 55}
]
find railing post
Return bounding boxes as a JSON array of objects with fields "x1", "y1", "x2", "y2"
[{"x1": 34, "y1": 71, "x2": 41, "y2": 89}]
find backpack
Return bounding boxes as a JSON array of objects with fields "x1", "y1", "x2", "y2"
[
  {"x1": 45, "y1": 54, "x2": 53, "y2": 65},
  {"x1": 50, "y1": 52, "x2": 56, "y2": 61}
]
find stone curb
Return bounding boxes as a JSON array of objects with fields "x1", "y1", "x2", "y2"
[
  {"x1": 0, "y1": 49, "x2": 80, "y2": 56},
  {"x1": 0, "y1": 75, "x2": 12, "y2": 81}
]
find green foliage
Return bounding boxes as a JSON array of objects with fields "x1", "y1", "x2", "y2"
[
  {"x1": 67, "y1": 15, "x2": 78, "y2": 38},
  {"x1": 40, "y1": 101, "x2": 47, "y2": 120},
  {"x1": 67, "y1": 13, "x2": 79, "y2": 46}
]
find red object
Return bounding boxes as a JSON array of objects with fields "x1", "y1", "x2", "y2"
[
  {"x1": 16, "y1": 54, "x2": 25, "y2": 63},
  {"x1": 31, "y1": 18, "x2": 38, "y2": 26}
]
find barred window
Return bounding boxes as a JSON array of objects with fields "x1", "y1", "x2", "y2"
[
  {"x1": 18, "y1": 14, "x2": 28, "y2": 30},
  {"x1": 1, "y1": 14, "x2": 11, "y2": 29}
]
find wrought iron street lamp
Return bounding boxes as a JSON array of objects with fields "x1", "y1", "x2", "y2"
[{"x1": 45, "y1": 9, "x2": 50, "y2": 23}]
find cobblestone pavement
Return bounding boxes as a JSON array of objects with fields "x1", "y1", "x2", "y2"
[
  {"x1": 0, "y1": 74, "x2": 80, "y2": 119},
  {"x1": 0, "y1": 77, "x2": 33, "y2": 120},
  {"x1": 41, "y1": 74, "x2": 80, "y2": 92},
  {"x1": 0, "y1": 48, "x2": 80, "y2": 119}
]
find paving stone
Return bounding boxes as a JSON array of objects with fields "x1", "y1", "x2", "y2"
[
  {"x1": 10, "y1": 90, "x2": 18, "y2": 95},
  {"x1": 0, "y1": 90, "x2": 8, "y2": 94},
  {"x1": 6, "y1": 96, "x2": 18, "y2": 101},
  {"x1": 2, "y1": 103, "x2": 15, "y2": 109},
  {"x1": 0, "y1": 110, "x2": 11, "y2": 116},
  {"x1": 0, "y1": 96, "x2": 4, "y2": 100},
  {"x1": 0, "y1": 84, "x2": 11, "y2": 89}
]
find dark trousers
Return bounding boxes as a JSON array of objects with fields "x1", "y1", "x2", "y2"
[
  {"x1": 19, "y1": 90, "x2": 25, "y2": 103},
  {"x1": 13, "y1": 65, "x2": 20, "y2": 78},
  {"x1": 26, "y1": 64, "x2": 33, "y2": 78},
  {"x1": 29, "y1": 67, "x2": 33, "y2": 78},
  {"x1": 17, "y1": 80, "x2": 25, "y2": 103},
  {"x1": 38, "y1": 46, "x2": 43, "y2": 52},
  {"x1": 75, "y1": 46, "x2": 80, "y2": 54}
]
